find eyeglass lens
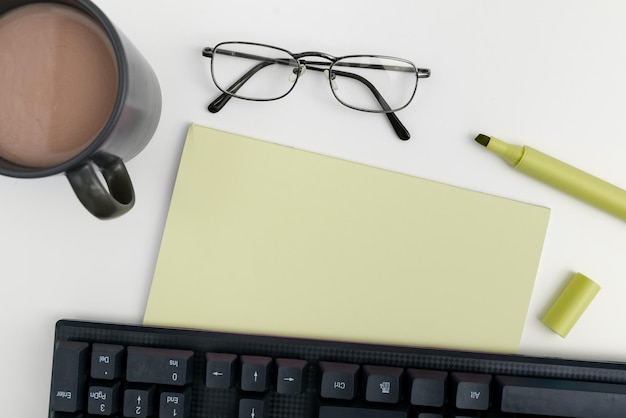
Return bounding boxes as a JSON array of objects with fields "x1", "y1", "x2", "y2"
[
  {"x1": 330, "y1": 56, "x2": 417, "y2": 112},
  {"x1": 211, "y1": 43, "x2": 299, "y2": 101}
]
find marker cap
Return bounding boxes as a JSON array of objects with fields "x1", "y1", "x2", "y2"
[{"x1": 541, "y1": 272, "x2": 601, "y2": 338}]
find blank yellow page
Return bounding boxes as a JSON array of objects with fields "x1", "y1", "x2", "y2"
[{"x1": 144, "y1": 124, "x2": 550, "y2": 353}]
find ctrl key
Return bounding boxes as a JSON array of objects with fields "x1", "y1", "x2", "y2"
[
  {"x1": 319, "y1": 361, "x2": 360, "y2": 400},
  {"x1": 50, "y1": 341, "x2": 89, "y2": 413}
]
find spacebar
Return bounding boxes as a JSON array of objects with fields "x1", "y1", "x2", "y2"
[
  {"x1": 497, "y1": 375, "x2": 626, "y2": 418},
  {"x1": 319, "y1": 406, "x2": 406, "y2": 418}
]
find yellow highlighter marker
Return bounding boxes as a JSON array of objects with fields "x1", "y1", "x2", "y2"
[{"x1": 475, "y1": 134, "x2": 626, "y2": 221}]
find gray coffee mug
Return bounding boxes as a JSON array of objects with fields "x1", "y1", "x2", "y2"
[{"x1": 0, "y1": 0, "x2": 161, "y2": 219}]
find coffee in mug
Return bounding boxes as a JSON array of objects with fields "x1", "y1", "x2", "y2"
[
  {"x1": 0, "y1": 0, "x2": 161, "y2": 219},
  {"x1": 0, "y1": 3, "x2": 118, "y2": 168}
]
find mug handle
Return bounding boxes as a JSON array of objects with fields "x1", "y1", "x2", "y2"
[{"x1": 66, "y1": 153, "x2": 135, "y2": 219}]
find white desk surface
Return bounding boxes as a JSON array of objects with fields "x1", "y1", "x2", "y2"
[{"x1": 3, "y1": 0, "x2": 626, "y2": 415}]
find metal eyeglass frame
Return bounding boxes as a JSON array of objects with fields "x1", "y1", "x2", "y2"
[{"x1": 202, "y1": 42, "x2": 431, "y2": 140}]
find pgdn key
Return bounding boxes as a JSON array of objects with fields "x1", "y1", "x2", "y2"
[{"x1": 126, "y1": 346, "x2": 194, "y2": 386}]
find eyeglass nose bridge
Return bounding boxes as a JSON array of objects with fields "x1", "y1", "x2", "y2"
[{"x1": 294, "y1": 51, "x2": 337, "y2": 62}]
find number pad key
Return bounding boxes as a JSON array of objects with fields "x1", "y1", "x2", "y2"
[
  {"x1": 87, "y1": 382, "x2": 121, "y2": 415},
  {"x1": 126, "y1": 346, "x2": 194, "y2": 386},
  {"x1": 123, "y1": 386, "x2": 156, "y2": 417},
  {"x1": 160, "y1": 389, "x2": 191, "y2": 418},
  {"x1": 50, "y1": 341, "x2": 89, "y2": 413},
  {"x1": 91, "y1": 344, "x2": 124, "y2": 380}
]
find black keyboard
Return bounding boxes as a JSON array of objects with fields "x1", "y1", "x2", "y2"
[{"x1": 49, "y1": 320, "x2": 626, "y2": 418}]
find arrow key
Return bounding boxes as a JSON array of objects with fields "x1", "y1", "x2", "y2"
[
  {"x1": 240, "y1": 356, "x2": 272, "y2": 392},
  {"x1": 276, "y1": 358, "x2": 307, "y2": 394},
  {"x1": 239, "y1": 398, "x2": 266, "y2": 418},
  {"x1": 205, "y1": 353, "x2": 237, "y2": 389}
]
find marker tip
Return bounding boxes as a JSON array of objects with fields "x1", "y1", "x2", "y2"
[{"x1": 474, "y1": 134, "x2": 491, "y2": 147}]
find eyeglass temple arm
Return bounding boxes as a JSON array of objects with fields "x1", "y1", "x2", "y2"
[
  {"x1": 208, "y1": 61, "x2": 274, "y2": 113},
  {"x1": 330, "y1": 61, "x2": 431, "y2": 79},
  {"x1": 308, "y1": 65, "x2": 410, "y2": 140}
]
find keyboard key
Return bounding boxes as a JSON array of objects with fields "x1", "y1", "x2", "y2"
[
  {"x1": 123, "y1": 386, "x2": 156, "y2": 417},
  {"x1": 205, "y1": 352, "x2": 237, "y2": 389},
  {"x1": 276, "y1": 358, "x2": 307, "y2": 394},
  {"x1": 91, "y1": 344, "x2": 124, "y2": 380},
  {"x1": 239, "y1": 398, "x2": 266, "y2": 418},
  {"x1": 319, "y1": 361, "x2": 359, "y2": 400},
  {"x1": 87, "y1": 382, "x2": 121, "y2": 415},
  {"x1": 363, "y1": 365, "x2": 403, "y2": 403},
  {"x1": 497, "y1": 375, "x2": 626, "y2": 417},
  {"x1": 408, "y1": 369, "x2": 447, "y2": 407},
  {"x1": 159, "y1": 389, "x2": 191, "y2": 418},
  {"x1": 126, "y1": 346, "x2": 193, "y2": 386},
  {"x1": 319, "y1": 406, "x2": 406, "y2": 418},
  {"x1": 240, "y1": 355, "x2": 272, "y2": 392},
  {"x1": 451, "y1": 372, "x2": 491, "y2": 410},
  {"x1": 50, "y1": 341, "x2": 90, "y2": 413}
]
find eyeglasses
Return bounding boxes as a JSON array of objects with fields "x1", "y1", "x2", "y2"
[{"x1": 202, "y1": 42, "x2": 431, "y2": 140}]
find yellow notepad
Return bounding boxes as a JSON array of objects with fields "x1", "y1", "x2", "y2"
[{"x1": 144, "y1": 124, "x2": 550, "y2": 353}]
